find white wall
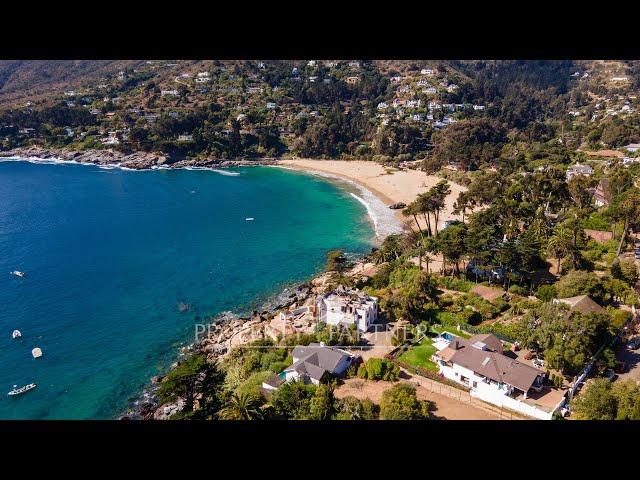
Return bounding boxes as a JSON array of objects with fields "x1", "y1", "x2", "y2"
[{"x1": 437, "y1": 361, "x2": 558, "y2": 420}]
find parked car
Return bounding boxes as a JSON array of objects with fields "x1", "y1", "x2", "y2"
[
  {"x1": 533, "y1": 358, "x2": 545, "y2": 368},
  {"x1": 628, "y1": 338, "x2": 640, "y2": 350},
  {"x1": 603, "y1": 368, "x2": 617, "y2": 381},
  {"x1": 615, "y1": 361, "x2": 627, "y2": 374}
]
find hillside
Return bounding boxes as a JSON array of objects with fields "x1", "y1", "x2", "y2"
[{"x1": 1, "y1": 60, "x2": 640, "y2": 166}]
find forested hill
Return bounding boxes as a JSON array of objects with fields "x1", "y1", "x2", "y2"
[
  {"x1": 1, "y1": 60, "x2": 640, "y2": 166},
  {"x1": 0, "y1": 61, "x2": 144, "y2": 106}
]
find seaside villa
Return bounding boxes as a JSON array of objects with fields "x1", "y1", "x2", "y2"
[
  {"x1": 261, "y1": 343, "x2": 356, "y2": 392},
  {"x1": 317, "y1": 285, "x2": 378, "y2": 332},
  {"x1": 432, "y1": 333, "x2": 565, "y2": 419}
]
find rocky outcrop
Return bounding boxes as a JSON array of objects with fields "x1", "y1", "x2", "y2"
[{"x1": 0, "y1": 146, "x2": 278, "y2": 170}]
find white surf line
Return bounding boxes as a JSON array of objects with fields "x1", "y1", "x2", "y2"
[
  {"x1": 1, "y1": 157, "x2": 242, "y2": 176},
  {"x1": 270, "y1": 164, "x2": 404, "y2": 240}
]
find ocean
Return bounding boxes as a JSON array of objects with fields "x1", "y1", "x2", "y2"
[{"x1": 0, "y1": 160, "x2": 380, "y2": 419}]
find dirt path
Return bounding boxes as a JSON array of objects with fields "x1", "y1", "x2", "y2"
[{"x1": 334, "y1": 377, "x2": 502, "y2": 420}]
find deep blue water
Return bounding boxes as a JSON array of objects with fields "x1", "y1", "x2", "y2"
[{"x1": 0, "y1": 161, "x2": 373, "y2": 419}]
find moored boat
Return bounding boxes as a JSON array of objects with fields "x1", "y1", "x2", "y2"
[
  {"x1": 10, "y1": 270, "x2": 26, "y2": 278},
  {"x1": 12, "y1": 329, "x2": 21, "y2": 339},
  {"x1": 8, "y1": 383, "x2": 37, "y2": 396},
  {"x1": 32, "y1": 347, "x2": 43, "y2": 359}
]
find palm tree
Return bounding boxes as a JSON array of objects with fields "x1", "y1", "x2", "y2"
[
  {"x1": 402, "y1": 202, "x2": 422, "y2": 234},
  {"x1": 547, "y1": 226, "x2": 574, "y2": 275},
  {"x1": 219, "y1": 392, "x2": 263, "y2": 420}
]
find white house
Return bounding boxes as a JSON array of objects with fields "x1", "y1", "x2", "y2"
[
  {"x1": 161, "y1": 90, "x2": 179, "y2": 97},
  {"x1": 177, "y1": 134, "x2": 193, "y2": 142},
  {"x1": 316, "y1": 285, "x2": 378, "y2": 332},
  {"x1": 624, "y1": 143, "x2": 640, "y2": 153},
  {"x1": 433, "y1": 334, "x2": 563, "y2": 420},
  {"x1": 261, "y1": 343, "x2": 356, "y2": 391}
]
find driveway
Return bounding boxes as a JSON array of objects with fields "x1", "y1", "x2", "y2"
[{"x1": 616, "y1": 343, "x2": 640, "y2": 384}]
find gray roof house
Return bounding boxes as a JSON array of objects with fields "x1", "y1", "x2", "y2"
[{"x1": 262, "y1": 343, "x2": 356, "y2": 391}]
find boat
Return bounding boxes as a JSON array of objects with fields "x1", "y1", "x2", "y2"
[
  {"x1": 8, "y1": 383, "x2": 37, "y2": 396},
  {"x1": 12, "y1": 329, "x2": 21, "y2": 339},
  {"x1": 245, "y1": 217, "x2": 254, "y2": 221},
  {"x1": 32, "y1": 347, "x2": 43, "y2": 359},
  {"x1": 10, "y1": 271, "x2": 26, "y2": 278}
]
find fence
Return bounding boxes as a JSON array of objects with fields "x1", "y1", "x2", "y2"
[{"x1": 401, "y1": 367, "x2": 529, "y2": 420}]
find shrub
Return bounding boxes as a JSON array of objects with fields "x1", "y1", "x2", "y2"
[
  {"x1": 268, "y1": 361, "x2": 287, "y2": 373},
  {"x1": 360, "y1": 358, "x2": 400, "y2": 381},
  {"x1": 508, "y1": 284, "x2": 527, "y2": 296},
  {"x1": 380, "y1": 383, "x2": 431, "y2": 420},
  {"x1": 536, "y1": 284, "x2": 557, "y2": 302}
]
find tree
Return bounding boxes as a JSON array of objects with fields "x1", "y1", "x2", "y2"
[
  {"x1": 157, "y1": 353, "x2": 225, "y2": 418},
  {"x1": 334, "y1": 396, "x2": 379, "y2": 420},
  {"x1": 611, "y1": 258, "x2": 639, "y2": 287},
  {"x1": 554, "y1": 270, "x2": 608, "y2": 305},
  {"x1": 308, "y1": 384, "x2": 335, "y2": 420},
  {"x1": 516, "y1": 303, "x2": 614, "y2": 375},
  {"x1": 547, "y1": 224, "x2": 575, "y2": 274},
  {"x1": 380, "y1": 383, "x2": 431, "y2": 420},
  {"x1": 219, "y1": 392, "x2": 263, "y2": 420},
  {"x1": 570, "y1": 379, "x2": 617, "y2": 420},
  {"x1": 611, "y1": 381, "x2": 640, "y2": 420},
  {"x1": 270, "y1": 381, "x2": 317, "y2": 419},
  {"x1": 434, "y1": 223, "x2": 467, "y2": 276}
]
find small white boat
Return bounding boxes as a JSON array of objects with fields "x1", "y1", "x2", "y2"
[
  {"x1": 10, "y1": 271, "x2": 26, "y2": 278},
  {"x1": 32, "y1": 347, "x2": 43, "y2": 359},
  {"x1": 8, "y1": 383, "x2": 37, "y2": 396},
  {"x1": 12, "y1": 329, "x2": 22, "y2": 339},
  {"x1": 245, "y1": 217, "x2": 254, "y2": 221}
]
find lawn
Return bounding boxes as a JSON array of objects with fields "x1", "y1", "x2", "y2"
[{"x1": 398, "y1": 338, "x2": 438, "y2": 371}]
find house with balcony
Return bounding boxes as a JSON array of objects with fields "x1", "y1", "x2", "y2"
[
  {"x1": 433, "y1": 334, "x2": 562, "y2": 419},
  {"x1": 317, "y1": 285, "x2": 378, "y2": 332}
]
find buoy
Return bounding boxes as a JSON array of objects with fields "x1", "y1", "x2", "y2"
[
  {"x1": 12, "y1": 329, "x2": 22, "y2": 339},
  {"x1": 32, "y1": 347, "x2": 42, "y2": 359}
]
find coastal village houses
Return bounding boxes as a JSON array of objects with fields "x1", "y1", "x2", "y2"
[
  {"x1": 317, "y1": 285, "x2": 378, "y2": 332},
  {"x1": 433, "y1": 333, "x2": 565, "y2": 419}
]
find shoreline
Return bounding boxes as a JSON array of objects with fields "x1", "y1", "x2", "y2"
[
  {"x1": 271, "y1": 164, "x2": 405, "y2": 240},
  {"x1": 278, "y1": 159, "x2": 467, "y2": 233}
]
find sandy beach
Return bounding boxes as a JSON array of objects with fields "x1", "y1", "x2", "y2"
[{"x1": 279, "y1": 159, "x2": 466, "y2": 233}]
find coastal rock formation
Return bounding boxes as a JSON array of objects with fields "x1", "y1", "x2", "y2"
[{"x1": 0, "y1": 146, "x2": 278, "y2": 170}]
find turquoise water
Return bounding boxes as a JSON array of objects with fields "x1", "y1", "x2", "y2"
[{"x1": 0, "y1": 161, "x2": 373, "y2": 419}]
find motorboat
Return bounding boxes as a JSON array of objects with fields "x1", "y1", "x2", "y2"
[
  {"x1": 10, "y1": 271, "x2": 26, "y2": 278},
  {"x1": 8, "y1": 383, "x2": 36, "y2": 396},
  {"x1": 12, "y1": 329, "x2": 21, "y2": 339},
  {"x1": 245, "y1": 217, "x2": 254, "y2": 221},
  {"x1": 32, "y1": 347, "x2": 43, "y2": 359}
]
